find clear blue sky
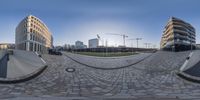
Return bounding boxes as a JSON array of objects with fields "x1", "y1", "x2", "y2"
[{"x1": 0, "y1": 0, "x2": 200, "y2": 48}]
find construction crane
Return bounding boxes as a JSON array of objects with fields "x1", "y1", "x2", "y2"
[
  {"x1": 144, "y1": 43, "x2": 151, "y2": 48},
  {"x1": 106, "y1": 33, "x2": 128, "y2": 47},
  {"x1": 128, "y1": 38, "x2": 142, "y2": 48},
  {"x1": 97, "y1": 34, "x2": 101, "y2": 46},
  {"x1": 97, "y1": 34, "x2": 105, "y2": 47}
]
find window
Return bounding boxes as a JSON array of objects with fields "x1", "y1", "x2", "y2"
[
  {"x1": 24, "y1": 43, "x2": 26, "y2": 50},
  {"x1": 30, "y1": 34, "x2": 32, "y2": 40},
  {"x1": 33, "y1": 35, "x2": 35, "y2": 41},
  {"x1": 37, "y1": 44, "x2": 39, "y2": 51},
  {"x1": 30, "y1": 43, "x2": 33, "y2": 51},
  {"x1": 34, "y1": 43, "x2": 37, "y2": 51}
]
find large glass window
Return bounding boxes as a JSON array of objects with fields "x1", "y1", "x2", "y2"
[
  {"x1": 33, "y1": 35, "x2": 35, "y2": 41},
  {"x1": 24, "y1": 42, "x2": 26, "y2": 50},
  {"x1": 37, "y1": 44, "x2": 39, "y2": 51},
  {"x1": 30, "y1": 43, "x2": 33, "y2": 51},
  {"x1": 30, "y1": 34, "x2": 32, "y2": 40},
  {"x1": 34, "y1": 43, "x2": 37, "y2": 51}
]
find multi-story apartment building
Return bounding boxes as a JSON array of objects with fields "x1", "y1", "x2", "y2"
[
  {"x1": 89, "y1": 38, "x2": 99, "y2": 48},
  {"x1": 160, "y1": 17, "x2": 196, "y2": 51},
  {"x1": 15, "y1": 15, "x2": 53, "y2": 53}
]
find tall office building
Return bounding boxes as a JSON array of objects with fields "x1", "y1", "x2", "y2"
[
  {"x1": 160, "y1": 17, "x2": 196, "y2": 51},
  {"x1": 89, "y1": 38, "x2": 99, "y2": 48},
  {"x1": 75, "y1": 41, "x2": 86, "y2": 49},
  {"x1": 15, "y1": 15, "x2": 53, "y2": 53}
]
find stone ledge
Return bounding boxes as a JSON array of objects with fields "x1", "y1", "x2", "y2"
[
  {"x1": 0, "y1": 65, "x2": 47, "y2": 84},
  {"x1": 177, "y1": 71, "x2": 200, "y2": 84}
]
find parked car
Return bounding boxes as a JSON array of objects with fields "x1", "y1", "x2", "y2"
[{"x1": 48, "y1": 49, "x2": 62, "y2": 55}]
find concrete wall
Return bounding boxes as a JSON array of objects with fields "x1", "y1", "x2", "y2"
[
  {"x1": 0, "y1": 50, "x2": 7, "y2": 59},
  {"x1": 0, "y1": 50, "x2": 8, "y2": 78},
  {"x1": 180, "y1": 50, "x2": 200, "y2": 71}
]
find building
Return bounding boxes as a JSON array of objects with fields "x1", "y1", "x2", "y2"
[
  {"x1": 15, "y1": 15, "x2": 53, "y2": 53},
  {"x1": 196, "y1": 44, "x2": 200, "y2": 49},
  {"x1": 160, "y1": 17, "x2": 196, "y2": 51},
  {"x1": 88, "y1": 38, "x2": 99, "y2": 48},
  {"x1": 75, "y1": 41, "x2": 86, "y2": 49},
  {"x1": 0, "y1": 43, "x2": 15, "y2": 50}
]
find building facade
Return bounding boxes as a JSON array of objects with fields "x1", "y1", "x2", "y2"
[
  {"x1": 15, "y1": 15, "x2": 53, "y2": 53},
  {"x1": 75, "y1": 41, "x2": 86, "y2": 49},
  {"x1": 0, "y1": 43, "x2": 15, "y2": 50},
  {"x1": 160, "y1": 17, "x2": 196, "y2": 51},
  {"x1": 196, "y1": 44, "x2": 200, "y2": 50},
  {"x1": 88, "y1": 38, "x2": 99, "y2": 48}
]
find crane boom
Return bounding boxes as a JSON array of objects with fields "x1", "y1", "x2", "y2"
[{"x1": 106, "y1": 33, "x2": 128, "y2": 46}]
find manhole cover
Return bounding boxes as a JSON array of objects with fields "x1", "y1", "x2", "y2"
[{"x1": 65, "y1": 68, "x2": 75, "y2": 72}]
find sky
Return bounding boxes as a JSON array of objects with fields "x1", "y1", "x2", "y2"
[{"x1": 1, "y1": 0, "x2": 200, "y2": 48}]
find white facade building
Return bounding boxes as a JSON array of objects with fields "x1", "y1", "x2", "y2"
[
  {"x1": 15, "y1": 15, "x2": 53, "y2": 53},
  {"x1": 88, "y1": 38, "x2": 99, "y2": 48},
  {"x1": 75, "y1": 41, "x2": 86, "y2": 49}
]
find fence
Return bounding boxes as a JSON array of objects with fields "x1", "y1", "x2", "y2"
[{"x1": 65, "y1": 47, "x2": 157, "y2": 53}]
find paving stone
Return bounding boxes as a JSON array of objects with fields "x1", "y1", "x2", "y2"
[{"x1": 0, "y1": 51, "x2": 200, "y2": 99}]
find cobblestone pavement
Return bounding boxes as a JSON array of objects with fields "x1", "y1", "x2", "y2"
[
  {"x1": 64, "y1": 52, "x2": 152, "y2": 69},
  {"x1": 1, "y1": 51, "x2": 200, "y2": 100}
]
